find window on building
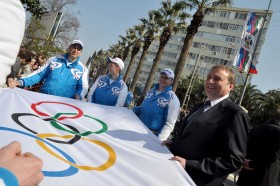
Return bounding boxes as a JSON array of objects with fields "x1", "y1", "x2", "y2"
[{"x1": 234, "y1": 12, "x2": 247, "y2": 20}]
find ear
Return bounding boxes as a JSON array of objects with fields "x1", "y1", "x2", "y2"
[{"x1": 229, "y1": 83, "x2": 234, "y2": 91}]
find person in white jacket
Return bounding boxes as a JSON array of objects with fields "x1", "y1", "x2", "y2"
[{"x1": 0, "y1": 1, "x2": 44, "y2": 186}]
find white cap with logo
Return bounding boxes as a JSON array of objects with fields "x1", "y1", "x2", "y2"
[
  {"x1": 107, "y1": 57, "x2": 124, "y2": 70},
  {"x1": 71, "y1": 40, "x2": 84, "y2": 49},
  {"x1": 160, "y1": 68, "x2": 175, "y2": 79}
]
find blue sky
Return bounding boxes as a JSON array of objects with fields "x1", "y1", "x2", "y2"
[{"x1": 74, "y1": 0, "x2": 280, "y2": 93}]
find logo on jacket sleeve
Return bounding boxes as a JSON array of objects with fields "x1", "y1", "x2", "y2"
[{"x1": 50, "y1": 62, "x2": 63, "y2": 70}]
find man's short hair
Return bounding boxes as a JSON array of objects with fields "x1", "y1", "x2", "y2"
[{"x1": 211, "y1": 65, "x2": 236, "y2": 85}]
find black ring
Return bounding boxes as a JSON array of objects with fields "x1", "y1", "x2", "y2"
[{"x1": 11, "y1": 113, "x2": 81, "y2": 144}]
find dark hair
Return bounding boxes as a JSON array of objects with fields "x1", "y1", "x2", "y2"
[{"x1": 20, "y1": 53, "x2": 31, "y2": 62}]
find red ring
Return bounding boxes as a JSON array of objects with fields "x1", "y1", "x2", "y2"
[{"x1": 31, "y1": 101, "x2": 83, "y2": 120}]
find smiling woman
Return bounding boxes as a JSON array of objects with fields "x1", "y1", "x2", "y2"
[
  {"x1": 87, "y1": 56, "x2": 128, "y2": 107},
  {"x1": 132, "y1": 68, "x2": 180, "y2": 141}
]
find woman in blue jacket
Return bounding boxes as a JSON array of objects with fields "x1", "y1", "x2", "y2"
[
  {"x1": 87, "y1": 57, "x2": 128, "y2": 107},
  {"x1": 133, "y1": 69, "x2": 180, "y2": 141}
]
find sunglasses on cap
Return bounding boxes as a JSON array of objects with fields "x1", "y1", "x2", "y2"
[{"x1": 70, "y1": 44, "x2": 83, "y2": 51}]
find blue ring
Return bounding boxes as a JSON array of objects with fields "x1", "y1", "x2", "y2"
[{"x1": 0, "y1": 126, "x2": 79, "y2": 177}]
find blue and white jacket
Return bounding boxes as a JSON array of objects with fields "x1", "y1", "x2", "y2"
[
  {"x1": 133, "y1": 84, "x2": 180, "y2": 141},
  {"x1": 87, "y1": 74, "x2": 128, "y2": 107},
  {"x1": 19, "y1": 53, "x2": 89, "y2": 99}
]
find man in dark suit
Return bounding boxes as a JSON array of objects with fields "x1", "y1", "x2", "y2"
[
  {"x1": 237, "y1": 109, "x2": 280, "y2": 186},
  {"x1": 163, "y1": 65, "x2": 249, "y2": 186}
]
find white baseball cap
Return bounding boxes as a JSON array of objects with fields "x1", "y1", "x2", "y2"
[
  {"x1": 71, "y1": 40, "x2": 83, "y2": 49},
  {"x1": 160, "y1": 68, "x2": 175, "y2": 79},
  {"x1": 107, "y1": 56, "x2": 124, "y2": 70}
]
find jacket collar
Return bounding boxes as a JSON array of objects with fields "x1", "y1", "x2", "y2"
[
  {"x1": 107, "y1": 74, "x2": 123, "y2": 83},
  {"x1": 64, "y1": 53, "x2": 80, "y2": 67},
  {"x1": 154, "y1": 83, "x2": 172, "y2": 93}
]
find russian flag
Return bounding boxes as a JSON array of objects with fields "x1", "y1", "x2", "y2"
[{"x1": 249, "y1": 64, "x2": 258, "y2": 74}]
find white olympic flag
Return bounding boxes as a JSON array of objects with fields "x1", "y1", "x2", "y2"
[{"x1": 0, "y1": 88, "x2": 195, "y2": 186}]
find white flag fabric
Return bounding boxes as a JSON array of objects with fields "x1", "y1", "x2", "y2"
[{"x1": 0, "y1": 88, "x2": 195, "y2": 186}]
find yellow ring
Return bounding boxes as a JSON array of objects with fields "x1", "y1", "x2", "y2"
[{"x1": 36, "y1": 133, "x2": 116, "y2": 171}]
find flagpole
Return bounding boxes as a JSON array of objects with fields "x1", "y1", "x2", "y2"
[{"x1": 238, "y1": 0, "x2": 272, "y2": 106}]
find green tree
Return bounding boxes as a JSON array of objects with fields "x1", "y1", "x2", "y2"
[
  {"x1": 24, "y1": 19, "x2": 64, "y2": 58},
  {"x1": 119, "y1": 29, "x2": 136, "y2": 62},
  {"x1": 40, "y1": 0, "x2": 80, "y2": 48},
  {"x1": 108, "y1": 42, "x2": 123, "y2": 58},
  {"x1": 130, "y1": 10, "x2": 161, "y2": 93},
  {"x1": 91, "y1": 50, "x2": 109, "y2": 81},
  {"x1": 142, "y1": 0, "x2": 189, "y2": 96},
  {"x1": 251, "y1": 90, "x2": 280, "y2": 126},
  {"x1": 123, "y1": 25, "x2": 145, "y2": 83},
  {"x1": 21, "y1": 0, "x2": 47, "y2": 19},
  {"x1": 230, "y1": 84, "x2": 263, "y2": 112},
  {"x1": 176, "y1": 75, "x2": 205, "y2": 110},
  {"x1": 173, "y1": 0, "x2": 233, "y2": 92}
]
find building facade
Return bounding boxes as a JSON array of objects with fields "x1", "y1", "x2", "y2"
[{"x1": 124, "y1": 6, "x2": 272, "y2": 90}]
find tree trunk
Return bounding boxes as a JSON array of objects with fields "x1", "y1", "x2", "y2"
[
  {"x1": 173, "y1": 35, "x2": 194, "y2": 92},
  {"x1": 142, "y1": 44, "x2": 166, "y2": 96},
  {"x1": 130, "y1": 47, "x2": 149, "y2": 92},
  {"x1": 122, "y1": 46, "x2": 130, "y2": 62},
  {"x1": 173, "y1": 10, "x2": 204, "y2": 92},
  {"x1": 123, "y1": 54, "x2": 137, "y2": 83}
]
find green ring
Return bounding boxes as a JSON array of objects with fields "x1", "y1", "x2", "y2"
[{"x1": 49, "y1": 113, "x2": 108, "y2": 136}]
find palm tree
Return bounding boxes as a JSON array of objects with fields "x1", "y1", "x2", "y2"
[
  {"x1": 176, "y1": 76, "x2": 205, "y2": 109},
  {"x1": 251, "y1": 90, "x2": 280, "y2": 126},
  {"x1": 142, "y1": 0, "x2": 189, "y2": 96},
  {"x1": 92, "y1": 49, "x2": 108, "y2": 81},
  {"x1": 230, "y1": 84, "x2": 264, "y2": 126},
  {"x1": 173, "y1": 0, "x2": 233, "y2": 92},
  {"x1": 119, "y1": 29, "x2": 135, "y2": 62},
  {"x1": 108, "y1": 42, "x2": 123, "y2": 58},
  {"x1": 129, "y1": 10, "x2": 161, "y2": 92},
  {"x1": 86, "y1": 51, "x2": 97, "y2": 78},
  {"x1": 123, "y1": 25, "x2": 145, "y2": 83},
  {"x1": 230, "y1": 84, "x2": 262, "y2": 110}
]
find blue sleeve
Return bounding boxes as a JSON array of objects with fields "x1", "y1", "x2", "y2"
[
  {"x1": 0, "y1": 167, "x2": 19, "y2": 186},
  {"x1": 132, "y1": 106, "x2": 141, "y2": 116},
  {"x1": 21, "y1": 61, "x2": 50, "y2": 87}
]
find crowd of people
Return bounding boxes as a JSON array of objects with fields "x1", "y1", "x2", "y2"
[{"x1": 1, "y1": 0, "x2": 280, "y2": 186}]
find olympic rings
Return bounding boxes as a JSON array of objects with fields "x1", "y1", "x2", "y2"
[
  {"x1": 31, "y1": 101, "x2": 83, "y2": 121},
  {"x1": 36, "y1": 133, "x2": 116, "y2": 171},
  {"x1": 11, "y1": 113, "x2": 81, "y2": 144},
  {"x1": 9, "y1": 101, "x2": 116, "y2": 175},
  {"x1": 0, "y1": 126, "x2": 79, "y2": 177}
]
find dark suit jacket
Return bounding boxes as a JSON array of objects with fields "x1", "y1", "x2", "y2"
[
  {"x1": 171, "y1": 98, "x2": 249, "y2": 186},
  {"x1": 237, "y1": 123, "x2": 280, "y2": 186}
]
